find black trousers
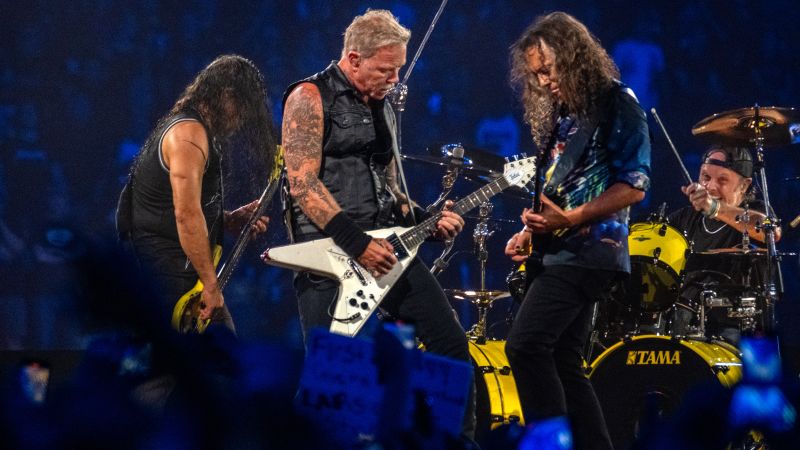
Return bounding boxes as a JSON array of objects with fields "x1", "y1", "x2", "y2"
[
  {"x1": 294, "y1": 257, "x2": 476, "y2": 439},
  {"x1": 505, "y1": 265, "x2": 616, "y2": 450},
  {"x1": 131, "y1": 234, "x2": 235, "y2": 333}
]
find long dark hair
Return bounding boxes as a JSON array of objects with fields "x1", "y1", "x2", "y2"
[
  {"x1": 138, "y1": 54, "x2": 277, "y2": 206},
  {"x1": 510, "y1": 12, "x2": 619, "y2": 148}
]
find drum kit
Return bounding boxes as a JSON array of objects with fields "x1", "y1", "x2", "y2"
[{"x1": 406, "y1": 105, "x2": 798, "y2": 445}]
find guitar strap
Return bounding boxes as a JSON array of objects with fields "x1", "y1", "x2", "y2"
[
  {"x1": 542, "y1": 116, "x2": 599, "y2": 199},
  {"x1": 542, "y1": 84, "x2": 620, "y2": 198}
]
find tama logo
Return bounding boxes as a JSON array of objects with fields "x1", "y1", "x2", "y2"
[{"x1": 626, "y1": 350, "x2": 681, "y2": 365}]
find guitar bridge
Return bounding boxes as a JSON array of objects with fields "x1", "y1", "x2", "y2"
[{"x1": 348, "y1": 259, "x2": 369, "y2": 286}]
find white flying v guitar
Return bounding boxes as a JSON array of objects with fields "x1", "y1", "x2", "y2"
[{"x1": 262, "y1": 156, "x2": 536, "y2": 337}]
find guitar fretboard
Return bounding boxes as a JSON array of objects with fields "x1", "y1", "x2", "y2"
[{"x1": 399, "y1": 176, "x2": 511, "y2": 249}]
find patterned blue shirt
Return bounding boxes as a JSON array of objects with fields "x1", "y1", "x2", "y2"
[{"x1": 542, "y1": 86, "x2": 652, "y2": 273}]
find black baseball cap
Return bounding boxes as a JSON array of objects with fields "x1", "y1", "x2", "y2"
[{"x1": 701, "y1": 145, "x2": 753, "y2": 178}]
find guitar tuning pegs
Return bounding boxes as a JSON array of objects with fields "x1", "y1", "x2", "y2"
[
  {"x1": 512, "y1": 155, "x2": 519, "y2": 161},
  {"x1": 521, "y1": 152, "x2": 528, "y2": 158},
  {"x1": 504, "y1": 157, "x2": 510, "y2": 163}
]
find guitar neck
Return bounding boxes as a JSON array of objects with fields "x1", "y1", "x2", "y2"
[
  {"x1": 399, "y1": 176, "x2": 510, "y2": 249},
  {"x1": 217, "y1": 169, "x2": 283, "y2": 289}
]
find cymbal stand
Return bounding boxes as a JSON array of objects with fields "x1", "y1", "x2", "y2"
[
  {"x1": 752, "y1": 105, "x2": 784, "y2": 332},
  {"x1": 430, "y1": 237, "x2": 457, "y2": 276},
  {"x1": 738, "y1": 203, "x2": 751, "y2": 250},
  {"x1": 466, "y1": 202, "x2": 494, "y2": 341}
]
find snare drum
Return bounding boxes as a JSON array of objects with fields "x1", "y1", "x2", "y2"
[
  {"x1": 469, "y1": 340, "x2": 524, "y2": 438},
  {"x1": 589, "y1": 335, "x2": 741, "y2": 449},
  {"x1": 626, "y1": 222, "x2": 691, "y2": 311}
]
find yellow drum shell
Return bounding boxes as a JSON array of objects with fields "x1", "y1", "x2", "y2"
[
  {"x1": 469, "y1": 340, "x2": 524, "y2": 431},
  {"x1": 628, "y1": 222, "x2": 690, "y2": 281}
]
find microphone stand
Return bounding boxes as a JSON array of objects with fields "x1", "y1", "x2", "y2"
[{"x1": 387, "y1": 0, "x2": 449, "y2": 225}]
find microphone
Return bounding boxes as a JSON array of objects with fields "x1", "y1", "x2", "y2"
[{"x1": 442, "y1": 143, "x2": 465, "y2": 170}]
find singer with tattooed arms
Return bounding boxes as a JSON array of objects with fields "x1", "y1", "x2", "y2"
[
  {"x1": 280, "y1": 9, "x2": 475, "y2": 439},
  {"x1": 502, "y1": 12, "x2": 651, "y2": 449}
]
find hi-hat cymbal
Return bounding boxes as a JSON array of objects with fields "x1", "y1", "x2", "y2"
[
  {"x1": 445, "y1": 289, "x2": 510, "y2": 306},
  {"x1": 692, "y1": 106, "x2": 800, "y2": 147}
]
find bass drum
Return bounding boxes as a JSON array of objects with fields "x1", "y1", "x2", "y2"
[
  {"x1": 469, "y1": 340, "x2": 524, "y2": 440},
  {"x1": 588, "y1": 335, "x2": 741, "y2": 449},
  {"x1": 625, "y1": 222, "x2": 691, "y2": 312}
]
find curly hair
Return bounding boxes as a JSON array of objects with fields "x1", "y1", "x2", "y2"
[
  {"x1": 510, "y1": 12, "x2": 619, "y2": 148},
  {"x1": 139, "y1": 54, "x2": 277, "y2": 204}
]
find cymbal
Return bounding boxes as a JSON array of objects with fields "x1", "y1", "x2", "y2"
[
  {"x1": 696, "y1": 247, "x2": 767, "y2": 255},
  {"x1": 692, "y1": 106, "x2": 800, "y2": 147},
  {"x1": 400, "y1": 154, "x2": 497, "y2": 176},
  {"x1": 463, "y1": 214, "x2": 517, "y2": 224},
  {"x1": 427, "y1": 144, "x2": 510, "y2": 172},
  {"x1": 693, "y1": 247, "x2": 796, "y2": 257},
  {"x1": 445, "y1": 289, "x2": 510, "y2": 306}
]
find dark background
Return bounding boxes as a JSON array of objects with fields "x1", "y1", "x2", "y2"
[{"x1": 2, "y1": 0, "x2": 799, "y2": 351}]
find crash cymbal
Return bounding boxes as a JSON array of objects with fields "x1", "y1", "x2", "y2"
[
  {"x1": 400, "y1": 154, "x2": 497, "y2": 176},
  {"x1": 445, "y1": 289, "x2": 510, "y2": 307},
  {"x1": 692, "y1": 106, "x2": 800, "y2": 147}
]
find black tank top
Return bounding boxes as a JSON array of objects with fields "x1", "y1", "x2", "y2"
[{"x1": 120, "y1": 110, "x2": 223, "y2": 246}]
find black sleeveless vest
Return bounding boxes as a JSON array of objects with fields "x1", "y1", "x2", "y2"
[
  {"x1": 282, "y1": 62, "x2": 398, "y2": 242},
  {"x1": 117, "y1": 110, "x2": 223, "y2": 247}
]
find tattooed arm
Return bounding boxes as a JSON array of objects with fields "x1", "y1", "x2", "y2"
[
  {"x1": 282, "y1": 82, "x2": 396, "y2": 273},
  {"x1": 282, "y1": 83, "x2": 341, "y2": 227}
]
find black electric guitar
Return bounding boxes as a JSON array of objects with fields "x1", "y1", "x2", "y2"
[{"x1": 506, "y1": 147, "x2": 552, "y2": 302}]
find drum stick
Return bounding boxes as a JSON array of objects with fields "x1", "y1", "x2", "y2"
[{"x1": 650, "y1": 108, "x2": 693, "y2": 185}]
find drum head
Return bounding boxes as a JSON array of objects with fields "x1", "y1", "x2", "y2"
[
  {"x1": 589, "y1": 335, "x2": 740, "y2": 449},
  {"x1": 625, "y1": 222, "x2": 690, "y2": 312},
  {"x1": 628, "y1": 257, "x2": 681, "y2": 311}
]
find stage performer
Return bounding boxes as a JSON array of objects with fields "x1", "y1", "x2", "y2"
[
  {"x1": 503, "y1": 12, "x2": 651, "y2": 449},
  {"x1": 116, "y1": 54, "x2": 274, "y2": 332},
  {"x1": 280, "y1": 9, "x2": 475, "y2": 440}
]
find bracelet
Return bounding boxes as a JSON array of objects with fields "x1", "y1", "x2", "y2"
[{"x1": 323, "y1": 212, "x2": 372, "y2": 258}]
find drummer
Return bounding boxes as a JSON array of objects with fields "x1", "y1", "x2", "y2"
[
  {"x1": 668, "y1": 144, "x2": 781, "y2": 342},
  {"x1": 669, "y1": 144, "x2": 781, "y2": 249}
]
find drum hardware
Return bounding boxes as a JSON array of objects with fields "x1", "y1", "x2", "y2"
[{"x1": 446, "y1": 289, "x2": 510, "y2": 343}]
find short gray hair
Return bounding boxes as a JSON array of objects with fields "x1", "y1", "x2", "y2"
[{"x1": 342, "y1": 9, "x2": 411, "y2": 59}]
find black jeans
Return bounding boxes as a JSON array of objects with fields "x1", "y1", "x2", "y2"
[
  {"x1": 294, "y1": 257, "x2": 476, "y2": 439},
  {"x1": 505, "y1": 265, "x2": 616, "y2": 450},
  {"x1": 131, "y1": 234, "x2": 235, "y2": 332}
]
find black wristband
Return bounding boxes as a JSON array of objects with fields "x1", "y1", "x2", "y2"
[{"x1": 323, "y1": 211, "x2": 372, "y2": 258}]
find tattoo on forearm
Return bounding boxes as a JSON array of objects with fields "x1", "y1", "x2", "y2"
[{"x1": 283, "y1": 87, "x2": 341, "y2": 227}]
